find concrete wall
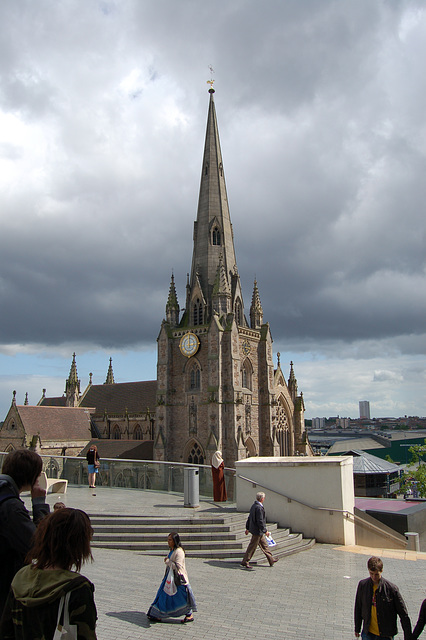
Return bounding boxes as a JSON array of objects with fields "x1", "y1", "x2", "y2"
[{"x1": 235, "y1": 456, "x2": 355, "y2": 545}]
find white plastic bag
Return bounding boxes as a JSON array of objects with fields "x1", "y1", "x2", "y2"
[
  {"x1": 53, "y1": 592, "x2": 78, "y2": 640},
  {"x1": 163, "y1": 568, "x2": 177, "y2": 596},
  {"x1": 266, "y1": 534, "x2": 276, "y2": 547}
]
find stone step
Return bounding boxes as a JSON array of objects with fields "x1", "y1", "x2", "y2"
[
  {"x1": 92, "y1": 527, "x2": 289, "y2": 543},
  {"x1": 89, "y1": 511, "x2": 314, "y2": 559},
  {"x1": 88, "y1": 514, "x2": 247, "y2": 526}
]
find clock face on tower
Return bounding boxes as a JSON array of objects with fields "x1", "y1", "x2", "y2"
[{"x1": 179, "y1": 332, "x2": 200, "y2": 358}]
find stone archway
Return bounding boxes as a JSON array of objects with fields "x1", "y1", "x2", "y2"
[{"x1": 245, "y1": 436, "x2": 257, "y2": 458}]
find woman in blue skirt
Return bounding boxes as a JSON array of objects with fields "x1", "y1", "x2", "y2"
[{"x1": 147, "y1": 532, "x2": 197, "y2": 624}]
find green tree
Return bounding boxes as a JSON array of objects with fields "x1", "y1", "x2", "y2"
[{"x1": 401, "y1": 439, "x2": 426, "y2": 497}]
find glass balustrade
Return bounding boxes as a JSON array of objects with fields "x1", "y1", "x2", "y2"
[{"x1": 0, "y1": 452, "x2": 235, "y2": 501}]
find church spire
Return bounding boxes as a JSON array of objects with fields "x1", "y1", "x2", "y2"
[
  {"x1": 250, "y1": 279, "x2": 264, "y2": 329},
  {"x1": 104, "y1": 357, "x2": 115, "y2": 385},
  {"x1": 212, "y1": 253, "x2": 231, "y2": 317},
  {"x1": 65, "y1": 352, "x2": 80, "y2": 407},
  {"x1": 165, "y1": 273, "x2": 180, "y2": 326},
  {"x1": 288, "y1": 360, "x2": 298, "y2": 403},
  {"x1": 187, "y1": 87, "x2": 244, "y2": 327}
]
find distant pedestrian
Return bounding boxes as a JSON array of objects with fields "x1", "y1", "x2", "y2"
[
  {"x1": 354, "y1": 555, "x2": 411, "y2": 640},
  {"x1": 211, "y1": 451, "x2": 227, "y2": 502},
  {"x1": 53, "y1": 501, "x2": 66, "y2": 511},
  {"x1": 86, "y1": 445, "x2": 100, "y2": 489},
  {"x1": 147, "y1": 532, "x2": 197, "y2": 624},
  {"x1": 240, "y1": 492, "x2": 278, "y2": 569},
  {"x1": 412, "y1": 596, "x2": 426, "y2": 639},
  {"x1": 0, "y1": 449, "x2": 50, "y2": 615}
]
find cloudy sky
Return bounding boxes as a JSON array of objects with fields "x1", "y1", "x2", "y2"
[{"x1": 1, "y1": 0, "x2": 425, "y2": 421}]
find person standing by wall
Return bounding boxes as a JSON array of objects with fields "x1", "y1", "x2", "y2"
[
  {"x1": 354, "y1": 555, "x2": 412, "y2": 640},
  {"x1": 240, "y1": 492, "x2": 278, "y2": 569},
  {"x1": 0, "y1": 449, "x2": 50, "y2": 615},
  {"x1": 211, "y1": 451, "x2": 227, "y2": 502},
  {"x1": 86, "y1": 445, "x2": 100, "y2": 489}
]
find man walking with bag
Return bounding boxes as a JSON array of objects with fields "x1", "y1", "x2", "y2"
[{"x1": 241, "y1": 492, "x2": 278, "y2": 569}]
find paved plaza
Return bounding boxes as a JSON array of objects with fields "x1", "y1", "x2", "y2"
[{"x1": 24, "y1": 486, "x2": 426, "y2": 640}]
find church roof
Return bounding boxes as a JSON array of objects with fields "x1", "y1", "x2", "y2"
[
  {"x1": 39, "y1": 396, "x2": 67, "y2": 407},
  {"x1": 80, "y1": 380, "x2": 157, "y2": 415},
  {"x1": 79, "y1": 439, "x2": 154, "y2": 460},
  {"x1": 15, "y1": 405, "x2": 92, "y2": 441}
]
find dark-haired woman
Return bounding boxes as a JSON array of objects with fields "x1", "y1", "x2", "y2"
[
  {"x1": 147, "y1": 532, "x2": 197, "y2": 624},
  {"x1": 86, "y1": 445, "x2": 100, "y2": 489},
  {"x1": 0, "y1": 508, "x2": 97, "y2": 639}
]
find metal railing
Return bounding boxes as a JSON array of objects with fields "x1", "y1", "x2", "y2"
[
  {"x1": 237, "y1": 473, "x2": 407, "y2": 545},
  {"x1": 0, "y1": 452, "x2": 236, "y2": 501}
]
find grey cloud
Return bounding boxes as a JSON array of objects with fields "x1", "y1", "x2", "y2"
[{"x1": 0, "y1": 0, "x2": 425, "y2": 368}]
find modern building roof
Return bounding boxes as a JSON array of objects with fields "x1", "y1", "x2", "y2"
[
  {"x1": 327, "y1": 438, "x2": 384, "y2": 454},
  {"x1": 340, "y1": 450, "x2": 401, "y2": 474}
]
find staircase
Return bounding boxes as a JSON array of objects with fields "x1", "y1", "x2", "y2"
[{"x1": 89, "y1": 512, "x2": 315, "y2": 562}]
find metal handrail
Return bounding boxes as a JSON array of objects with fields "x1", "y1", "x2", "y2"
[
  {"x1": 237, "y1": 473, "x2": 407, "y2": 543},
  {"x1": 237, "y1": 473, "x2": 352, "y2": 516}
]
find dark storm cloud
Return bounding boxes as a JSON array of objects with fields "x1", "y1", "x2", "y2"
[{"x1": 0, "y1": 0, "x2": 425, "y2": 371}]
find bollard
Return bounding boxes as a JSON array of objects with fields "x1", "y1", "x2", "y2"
[{"x1": 184, "y1": 467, "x2": 199, "y2": 507}]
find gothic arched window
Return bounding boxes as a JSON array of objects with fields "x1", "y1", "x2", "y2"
[
  {"x1": 133, "y1": 424, "x2": 143, "y2": 439},
  {"x1": 193, "y1": 298, "x2": 203, "y2": 325},
  {"x1": 235, "y1": 299, "x2": 243, "y2": 326},
  {"x1": 113, "y1": 425, "x2": 121, "y2": 440},
  {"x1": 241, "y1": 359, "x2": 252, "y2": 390},
  {"x1": 188, "y1": 443, "x2": 204, "y2": 465},
  {"x1": 190, "y1": 366, "x2": 201, "y2": 390},
  {"x1": 212, "y1": 227, "x2": 221, "y2": 245}
]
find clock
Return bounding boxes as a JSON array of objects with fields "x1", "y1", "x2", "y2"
[
  {"x1": 242, "y1": 340, "x2": 251, "y2": 356},
  {"x1": 179, "y1": 332, "x2": 200, "y2": 358}
]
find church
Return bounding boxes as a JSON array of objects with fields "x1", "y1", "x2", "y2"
[{"x1": 0, "y1": 88, "x2": 309, "y2": 467}]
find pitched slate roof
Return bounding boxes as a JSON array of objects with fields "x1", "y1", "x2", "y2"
[
  {"x1": 79, "y1": 439, "x2": 154, "y2": 460},
  {"x1": 39, "y1": 397, "x2": 67, "y2": 407},
  {"x1": 16, "y1": 406, "x2": 93, "y2": 441},
  {"x1": 79, "y1": 381, "x2": 157, "y2": 415}
]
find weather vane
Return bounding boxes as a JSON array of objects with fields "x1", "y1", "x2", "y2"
[{"x1": 207, "y1": 65, "x2": 215, "y2": 90}]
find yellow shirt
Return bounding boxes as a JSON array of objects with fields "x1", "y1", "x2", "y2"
[{"x1": 369, "y1": 584, "x2": 380, "y2": 636}]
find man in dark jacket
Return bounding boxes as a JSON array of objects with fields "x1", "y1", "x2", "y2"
[
  {"x1": 240, "y1": 491, "x2": 278, "y2": 569},
  {"x1": 0, "y1": 449, "x2": 50, "y2": 615},
  {"x1": 354, "y1": 555, "x2": 411, "y2": 640}
]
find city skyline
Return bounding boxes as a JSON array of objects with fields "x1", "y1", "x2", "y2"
[{"x1": 0, "y1": 1, "x2": 425, "y2": 421}]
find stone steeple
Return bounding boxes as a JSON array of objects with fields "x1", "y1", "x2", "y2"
[
  {"x1": 165, "y1": 273, "x2": 180, "y2": 326},
  {"x1": 250, "y1": 279, "x2": 264, "y2": 329},
  {"x1": 186, "y1": 88, "x2": 245, "y2": 326},
  {"x1": 104, "y1": 357, "x2": 115, "y2": 385},
  {"x1": 212, "y1": 253, "x2": 231, "y2": 318},
  {"x1": 65, "y1": 352, "x2": 80, "y2": 407},
  {"x1": 288, "y1": 360, "x2": 298, "y2": 403}
]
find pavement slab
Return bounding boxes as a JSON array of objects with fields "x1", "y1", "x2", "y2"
[{"x1": 21, "y1": 485, "x2": 426, "y2": 639}]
